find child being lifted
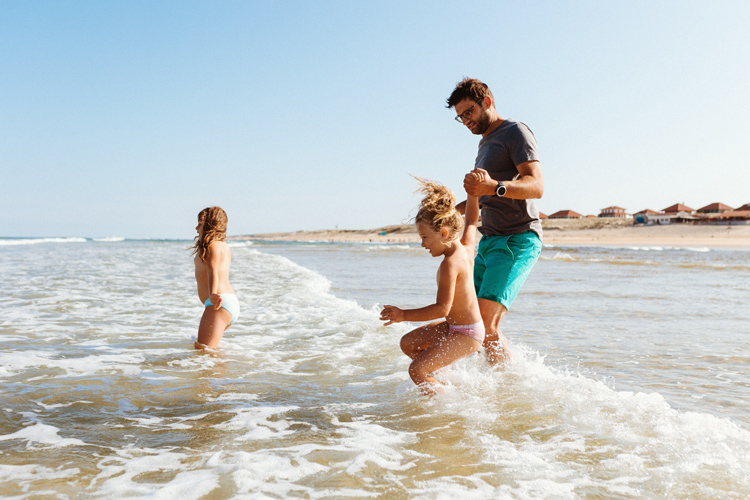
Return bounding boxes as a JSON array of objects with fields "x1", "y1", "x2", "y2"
[{"x1": 380, "y1": 175, "x2": 483, "y2": 395}]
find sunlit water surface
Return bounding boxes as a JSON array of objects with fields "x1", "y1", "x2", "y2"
[{"x1": 1, "y1": 238, "x2": 749, "y2": 499}]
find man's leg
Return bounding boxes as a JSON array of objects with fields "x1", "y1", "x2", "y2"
[
  {"x1": 474, "y1": 231, "x2": 542, "y2": 365},
  {"x1": 478, "y1": 298, "x2": 510, "y2": 364}
]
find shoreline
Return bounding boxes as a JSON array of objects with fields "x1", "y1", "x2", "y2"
[{"x1": 233, "y1": 220, "x2": 750, "y2": 249}]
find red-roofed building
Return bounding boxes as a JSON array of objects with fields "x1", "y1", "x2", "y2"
[
  {"x1": 736, "y1": 203, "x2": 750, "y2": 211},
  {"x1": 697, "y1": 202, "x2": 733, "y2": 214},
  {"x1": 598, "y1": 206, "x2": 627, "y2": 218},
  {"x1": 539, "y1": 212, "x2": 548, "y2": 219},
  {"x1": 549, "y1": 210, "x2": 583, "y2": 219},
  {"x1": 661, "y1": 203, "x2": 694, "y2": 214},
  {"x1": 700, "y1": 209, "x2": 750, "y2": 225},
  {"x1": 633, "y1": 209, "x2": 658, "y2": 224}
]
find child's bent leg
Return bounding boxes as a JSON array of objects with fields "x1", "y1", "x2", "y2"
[
  {"x1": 408, "y1": 334, "x2": 481, "y2": 395},
  {"x1": 196, "y1": 307, "x2": 232, "y2": 349},
  {"x1": 400, "y1": 321, "x2": 449, "y2": 359}
]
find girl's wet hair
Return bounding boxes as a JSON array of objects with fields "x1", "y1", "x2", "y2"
[
  {"x1": 192, "y1": 206, "x2": 228, "y2": 261},
  {"x1": 413, "y1": 177, "x2": 463, "y2": 241}
]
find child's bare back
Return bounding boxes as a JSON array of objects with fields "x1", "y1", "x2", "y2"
[{"x1": 194, "y1": 241, "x2": 233, "y2": 303}]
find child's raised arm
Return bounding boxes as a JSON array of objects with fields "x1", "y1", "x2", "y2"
[
  {"x1": 461, "y1": 195, "x2": 479, "y2": 245},
  {"x1": 460, "y1": 171, "x2": 481, "y2": 251}
]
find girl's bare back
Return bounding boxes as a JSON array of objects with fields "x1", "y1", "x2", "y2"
[{"x1": 194, "y1": 241, "x2": 233, "y2": 303}]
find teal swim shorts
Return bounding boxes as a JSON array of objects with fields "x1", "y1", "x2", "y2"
[{"x1": 474, "y1": 231, "x2": 542, "y2": 310}]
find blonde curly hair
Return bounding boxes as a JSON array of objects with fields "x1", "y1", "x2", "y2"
[
  {"x1": 413, "y1": 177, "x2": 463, "y2": 241},
  {"x1": 192, "y1": 206, "x2": 228, "y2": 261}
]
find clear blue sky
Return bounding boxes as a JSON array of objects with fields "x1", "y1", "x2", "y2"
[{"x1": 2, "y1": 0, "x2": 749, "y2": 238}]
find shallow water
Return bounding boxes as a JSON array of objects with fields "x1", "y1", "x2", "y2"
[{"x1": 1, "y1": 238, "x2": 749, "y2": 498}]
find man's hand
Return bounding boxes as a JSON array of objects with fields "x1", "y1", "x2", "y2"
[
  {"x1": 464, "y1": 168, "x2": 497, "y2": 197},
  {"x1": 380, "y1": 305, "x2": 405, "y2": 326}
]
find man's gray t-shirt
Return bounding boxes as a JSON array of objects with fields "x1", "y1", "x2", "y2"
[{"x1": 475, "y1": 119, "x2": 542, "y2": 240}]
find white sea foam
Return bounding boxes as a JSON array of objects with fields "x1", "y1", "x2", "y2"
[
  {"x1": 0, "y1": 351, "x2": 146, "y2": 378},
  {"x1": 361, "y1": 244, "x2": 416, "y2": 251},
  {"x1": 0, "y1": 463, "x2": 81, "y2": 488},
  {"x1": 542, "y1": 251, "x2": 577, "y2": 261},
  {"x1": 228, "y1": 240, "x2": 254, "y2": 247},
  {"x1": 0, "y1": 237, "x2": 87, "y2": 246},
  {"x1": 92, "y1": 237, "x2": 125, "y2": 242},
  {"x1": 92, "y1": 449, "x2": 220, "y2": 499},
  {"x1": 215, "y1": 405, "x2": 300, "y2": 440},
  {"x1": 414, "y1": 346, "x2": 750, "y2": 497},
  {"x1": 626, "y1": 245, "x2": 665, "y2": 251},
  {"x1": 0, "y1": 423, "x2": 87, "y2": 448}
]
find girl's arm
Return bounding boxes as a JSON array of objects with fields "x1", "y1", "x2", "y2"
[
  {"x1": 455, "y1": 200, "x2": 466, "y2": 215},
  {"x1": 205, "y1": 244, "x2": 224, "y2": 309},
  {"x1": 460, "y1": 169, "x2": 483, "y2": 254},
  {"x1": 380, "y1": 259, "x2": 457, "y2": 325},
  {"x1": 460, "y1": 193, "x2": 479, "y2": 250}
]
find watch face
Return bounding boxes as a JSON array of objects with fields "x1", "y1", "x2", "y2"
[{"x1": 497, "y1": 184, "x2": 506, "y2": 196}]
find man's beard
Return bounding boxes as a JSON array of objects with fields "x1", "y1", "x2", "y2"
[{"x1": 471, "y1": 112, "x2": 492, "y2": 135}]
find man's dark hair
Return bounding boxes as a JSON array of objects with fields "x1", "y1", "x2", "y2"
[{"x1": 446, "y1": 77, "x2": 494, "y2": 109}]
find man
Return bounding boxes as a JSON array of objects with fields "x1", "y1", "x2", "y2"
[{"x1": 446, "y1": 77, "x2": 544, "y2": 363}]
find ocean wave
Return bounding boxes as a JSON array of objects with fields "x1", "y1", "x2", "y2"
[
  {"x1": 228, "y1": 241, "x2": 255, "y2": 247},
  {"x1": 360, "y1": 244, "x2": 417, "y2": 252},
  {"x1": 541, "y1": 251, "x2": 577, "y2": 261},
  {"x1": 92, "y1": 237, "x2": 125, "y2": 242},
  {"x1": 624, "y1": 245, "x2": 712, "y2": 252},
  {"x1": 3, "y1": 241, "x2": 750, "y2": 498},
  {"x1": 0, "y1": 237, "x2": 87, "y2": 246}
]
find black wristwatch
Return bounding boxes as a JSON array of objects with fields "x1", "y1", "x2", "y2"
[{"x1": 495, "y1": 181, "x2": 507, "y2": 197}]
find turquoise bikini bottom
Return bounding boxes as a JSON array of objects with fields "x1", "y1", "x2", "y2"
[{"x1": 204, "y1": 293, "x2": 240, "y2": 326}]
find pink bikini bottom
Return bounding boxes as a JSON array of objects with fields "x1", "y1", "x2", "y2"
[{"x1": 449, "y1": 321, "x2": 485, "y2": 343}]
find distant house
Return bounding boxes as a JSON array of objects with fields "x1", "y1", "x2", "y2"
[
  {"x1": 598, "y1": 206, "x2": 627, "y2": 218},
  {"x1": 538, "y1": 212, "x2": 548, "y2": 219},
  {"x1": 736, "y1": 203, "x2": 750, "y2": 211},
  {"x1": 645, "y1": 206, "x2": 697, "y2": 225},
  {"x1": 662, "y1": 203, "x2": 695, "y2": 214},
  {"x1": 633, "y1": 209, "x2": 658, "y2": 224},
  {"x1": 647, "y1": 213, "x2": 676, "y2": 225},
  {"x1": 697, "y1": 202, "x2": 733, "y2": 214},
  {"x1": 549, "y1": 210, "x2": 583, "y2": 219},
  {"x1": 701, "y1": 209, "x2": 750, "y2": 225}
]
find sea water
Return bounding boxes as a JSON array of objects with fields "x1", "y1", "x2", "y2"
[{"x1": 1, "y1": 237, "x2": 749, "y2": 499}]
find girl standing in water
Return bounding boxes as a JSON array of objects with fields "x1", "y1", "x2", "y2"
[
  {"x1": 380, "y1": 177, "x2": 483, "y2": 394},
  {"x1": 193, "y1": 206, "x2": 239, "y2": 349}
]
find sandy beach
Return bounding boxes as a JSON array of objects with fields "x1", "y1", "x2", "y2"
[
  {"x1": 233, "y1": 224, "x2": 422, "y2": 244},
  {"x1": 541, "y1": 218, "x2": 750, "y2": 248},
  {"x1": 234, "y1": 219, "x2": 750, "y2": 249}
]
